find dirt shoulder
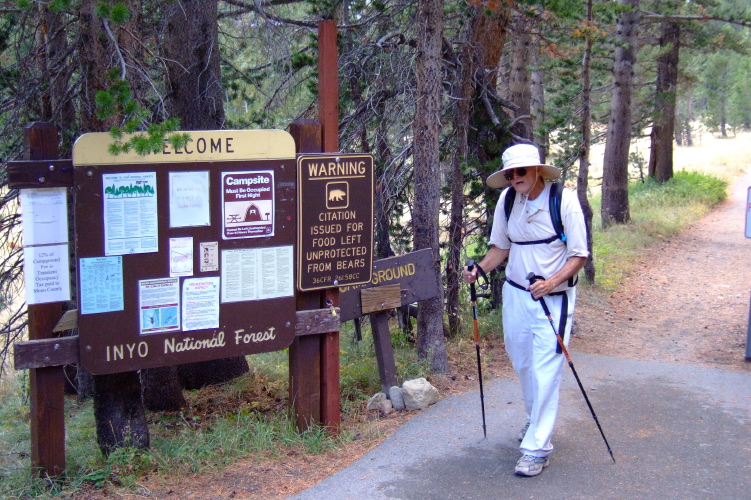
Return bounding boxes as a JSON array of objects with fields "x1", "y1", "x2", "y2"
[{"x1": 573, "y1": 171, "x2": 751, "y2": 373}]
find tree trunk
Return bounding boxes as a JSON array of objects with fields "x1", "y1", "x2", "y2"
[
  {"x1": 509, "y1": 12, "x2": 533, "y2": 140},
  {"x1": 685, "y1": 94, "x2": 693, "y2": 146},
  {"x1": 374, "y1": 100, "x2": 396, "y2": 259},
  {"x1": 141, "y1": 367, "x2": 186, "y2": 411},
  {"x1": 446, "y1": 10, "x2": 476, "y2": 338},
  {"x1": 177, "y1": 358, "x2": 249, "y2": 390},
  {"x1": 601, "y1": 0, "x2": 640, "y2": 227},
  {"x1": 414, "y1": 0, "x2": 447, "y2": 372},
  {"x1": 648, "y1": 21, "x2": 680, "y2": 183},
  {"x1": 530, "y1": 48, "x2": 547, "y2": 157},
  {"x1": 578, "y1": 0, "x2": 596, "y2": 284},
  {"x1": 79, "y1": 0, "x2": 150, "y2": 455},
  {"x1": 79, "y1": 0, "x2": 118, "y2": 132},
  {"x1": 36, "y1": 4, "x2": 76, "y2": 142},
  {"x1": 163, "y1": 0, "x2": 225, "y2": 129},
  {"x1": 466, "y1": 4, "x2": 511, "y2": 310},
  {"x1": 445, "y1": 1, "x2": 511, "y2": 332},
  {"x1": 76, "y1": 365, "x2": 94, "y2": 401},
  {"x1": 94, "y1": 371, "x2": 149, "y2": 456},
  {"x1": 160, "y1": 0, "x2": 248, "y2": 388}
]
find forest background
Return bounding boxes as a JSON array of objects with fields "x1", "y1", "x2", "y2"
[{"x1": 0, "y1": 0, "x2": 750, "y2": 492}]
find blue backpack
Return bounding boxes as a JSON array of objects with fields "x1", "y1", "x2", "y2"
[{"x1": 502, "y1": 182, "x2": 566, "y2": 245}]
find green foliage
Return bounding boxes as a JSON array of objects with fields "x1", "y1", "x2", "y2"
[
  {"x1": 94, "y1": 1, "x2": 130, "y2": 24},
  {"x1": 629, "y1": 170, "x2": 728, "y2": 206}
]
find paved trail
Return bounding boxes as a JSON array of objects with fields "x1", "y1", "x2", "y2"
[{"x1": 288, "y1": 172, "x2": 751, "y2": 500}]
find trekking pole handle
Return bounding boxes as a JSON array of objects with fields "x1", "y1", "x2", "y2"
[
  {"x1": 526, "y1": 272, "x2": 552, "y2": 315},
  {"x1": 525, "y1": 272, "x2": 545, "y2": 300},
  {"x1": 466, "y1": 259, "x2": 478, "y2": 302},
  {"x1": 526, "y1": 271, "x2": 542, "y2": 284}
]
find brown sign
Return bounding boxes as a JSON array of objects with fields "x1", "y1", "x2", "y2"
[
  {"x1": 73, "y1": 130, "x2": 298, "y2": 375},
  {"x1": 297, "y1": 153, "x2": 374, "y2": 291},
  {"x1": 338, "y1": 249, "x2": 441, "y2": 321}
]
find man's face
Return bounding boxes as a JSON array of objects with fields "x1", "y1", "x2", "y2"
[{"x1": 505, "y1": 166, "x2": 540, "y2": 195}]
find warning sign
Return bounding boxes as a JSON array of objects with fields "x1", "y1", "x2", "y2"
[{"x1": 297, "y1": 154, "x2": 374, "y2": 291}]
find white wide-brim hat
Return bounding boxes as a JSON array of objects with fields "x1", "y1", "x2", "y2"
[{"x1": 486, "y1": 143, "x2": 560, "y2": 188}]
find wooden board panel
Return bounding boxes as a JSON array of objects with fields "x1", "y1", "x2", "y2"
[
  {"x1": 360, "y1": 284, "x2": 402, "y2": 315},
  {"x1": 14, "y1": 336, "x2": 79, "y2": 370}
]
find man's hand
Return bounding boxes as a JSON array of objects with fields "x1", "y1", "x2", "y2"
[
  {"x1": 528, "y1": 256, "x2": 587, "y2": 299},
  {"x1": 462, "y1": 266, "x2": 478, "y2": 284},
  {"x1": 528, "y1": 278, "x2": 555, "y2": 300},
  {"x1": 462, "y1": 247, "x2": 509, "y2": 285}
]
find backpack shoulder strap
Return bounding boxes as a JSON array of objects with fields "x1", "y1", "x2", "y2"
[
  {"x1": 548, "y1": 182, "x2": 566, "y2": 243},
  {"x1": 549, "y1": 182, "x2": 577, "y2": 287},
  {"x1": 503, "y1": 185, "x2": 516, "y2": 221}
]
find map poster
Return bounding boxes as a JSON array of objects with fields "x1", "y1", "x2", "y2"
[
  {"x1": 221, "y1": 170, "x2": 274, "y2": 240},
  {"x1": 103, "y1": 172, "x2": 158, "y2": 256},
  {"x1": 79, "y1": 256, "x2": 124, "y2": 314}
]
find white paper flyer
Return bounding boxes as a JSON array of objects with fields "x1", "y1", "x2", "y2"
[
  {"x1": 103, "y1": 172, "x2": 158, "y2": 256},
  {"x1": 221, "y1": 245, "x2": 293, "y2": 303},
  {"x1": 182, "y1": 277, "x2": 220, "y2": 331},
  {"x1": 139, "y1": 277, "x2": 180, "y2": 334}
]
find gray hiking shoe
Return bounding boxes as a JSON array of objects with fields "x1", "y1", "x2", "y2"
[
  {"x1": 514, "y1": 454, "x2": 549, "y2": 477},
  {"x1": 518, "y1": 421, "x2": 530, "y2": 442}
]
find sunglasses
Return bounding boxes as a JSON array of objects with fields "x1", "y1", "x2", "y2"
[{"x1": 503, "y1": 167, "x2": 528, "y2": 181}]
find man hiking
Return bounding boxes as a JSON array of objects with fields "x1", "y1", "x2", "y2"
[{"x1": 462, "y1": 143, "x2": 588, "y2": 476}]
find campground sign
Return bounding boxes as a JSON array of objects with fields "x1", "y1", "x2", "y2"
[{"x1": 338, "y1": 248, "x2": 441, "y2": 321}]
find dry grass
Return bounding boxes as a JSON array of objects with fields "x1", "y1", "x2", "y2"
[{"x1": 586, "y1": 130, "x2": 751, "y2": 191}]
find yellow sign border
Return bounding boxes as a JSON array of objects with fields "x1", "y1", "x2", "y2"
[{"x1": 73, "y1": 130, "x2": 295, "y2": 165}]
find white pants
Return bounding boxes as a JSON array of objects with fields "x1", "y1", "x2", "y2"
[{"x1": 502, "y1": 282, "x2": 575, "y2": 458}]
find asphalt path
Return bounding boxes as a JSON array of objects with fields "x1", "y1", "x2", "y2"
[{"x1": 288, "y1": 352, "x2": 751, "y2": 499}]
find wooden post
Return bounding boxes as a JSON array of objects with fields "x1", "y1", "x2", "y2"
[
  {"x1": 338, "y1": 251, "x2": 442, "y2": 396},
  {"x1": 288, "y1": 119, "x2": 341, "y2": 432},
  {"x1": 317, "y1": 17, "x2": 341, "y2": 433},
  {"x1": 24, "y1": 122, "x2": 67, "y2": 477},
  {"x1": 320, "y1": 287, "x2": 340, "y2": 431},
  {"x1": 370, "y1": 311, "x2": 398, "y2": 394},
  {"x1": 318, "y1": 19, "x2": 339, "y2": 153}
]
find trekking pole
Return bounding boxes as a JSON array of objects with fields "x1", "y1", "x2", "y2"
[
  {"x1": 466, "y1": 259, "x2": 487, "y2": 438},
  {"x1": 526, "y1": 272, "x2": 616, "y2": 464}
]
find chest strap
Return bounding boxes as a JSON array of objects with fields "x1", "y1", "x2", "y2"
[{"x1": 509, "y1": 235, "x2": 560, "y2": 246}]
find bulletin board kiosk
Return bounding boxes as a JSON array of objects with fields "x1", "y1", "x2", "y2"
[{"x1": 72, "y1": 130, "x2": 297, "y2": 375}]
